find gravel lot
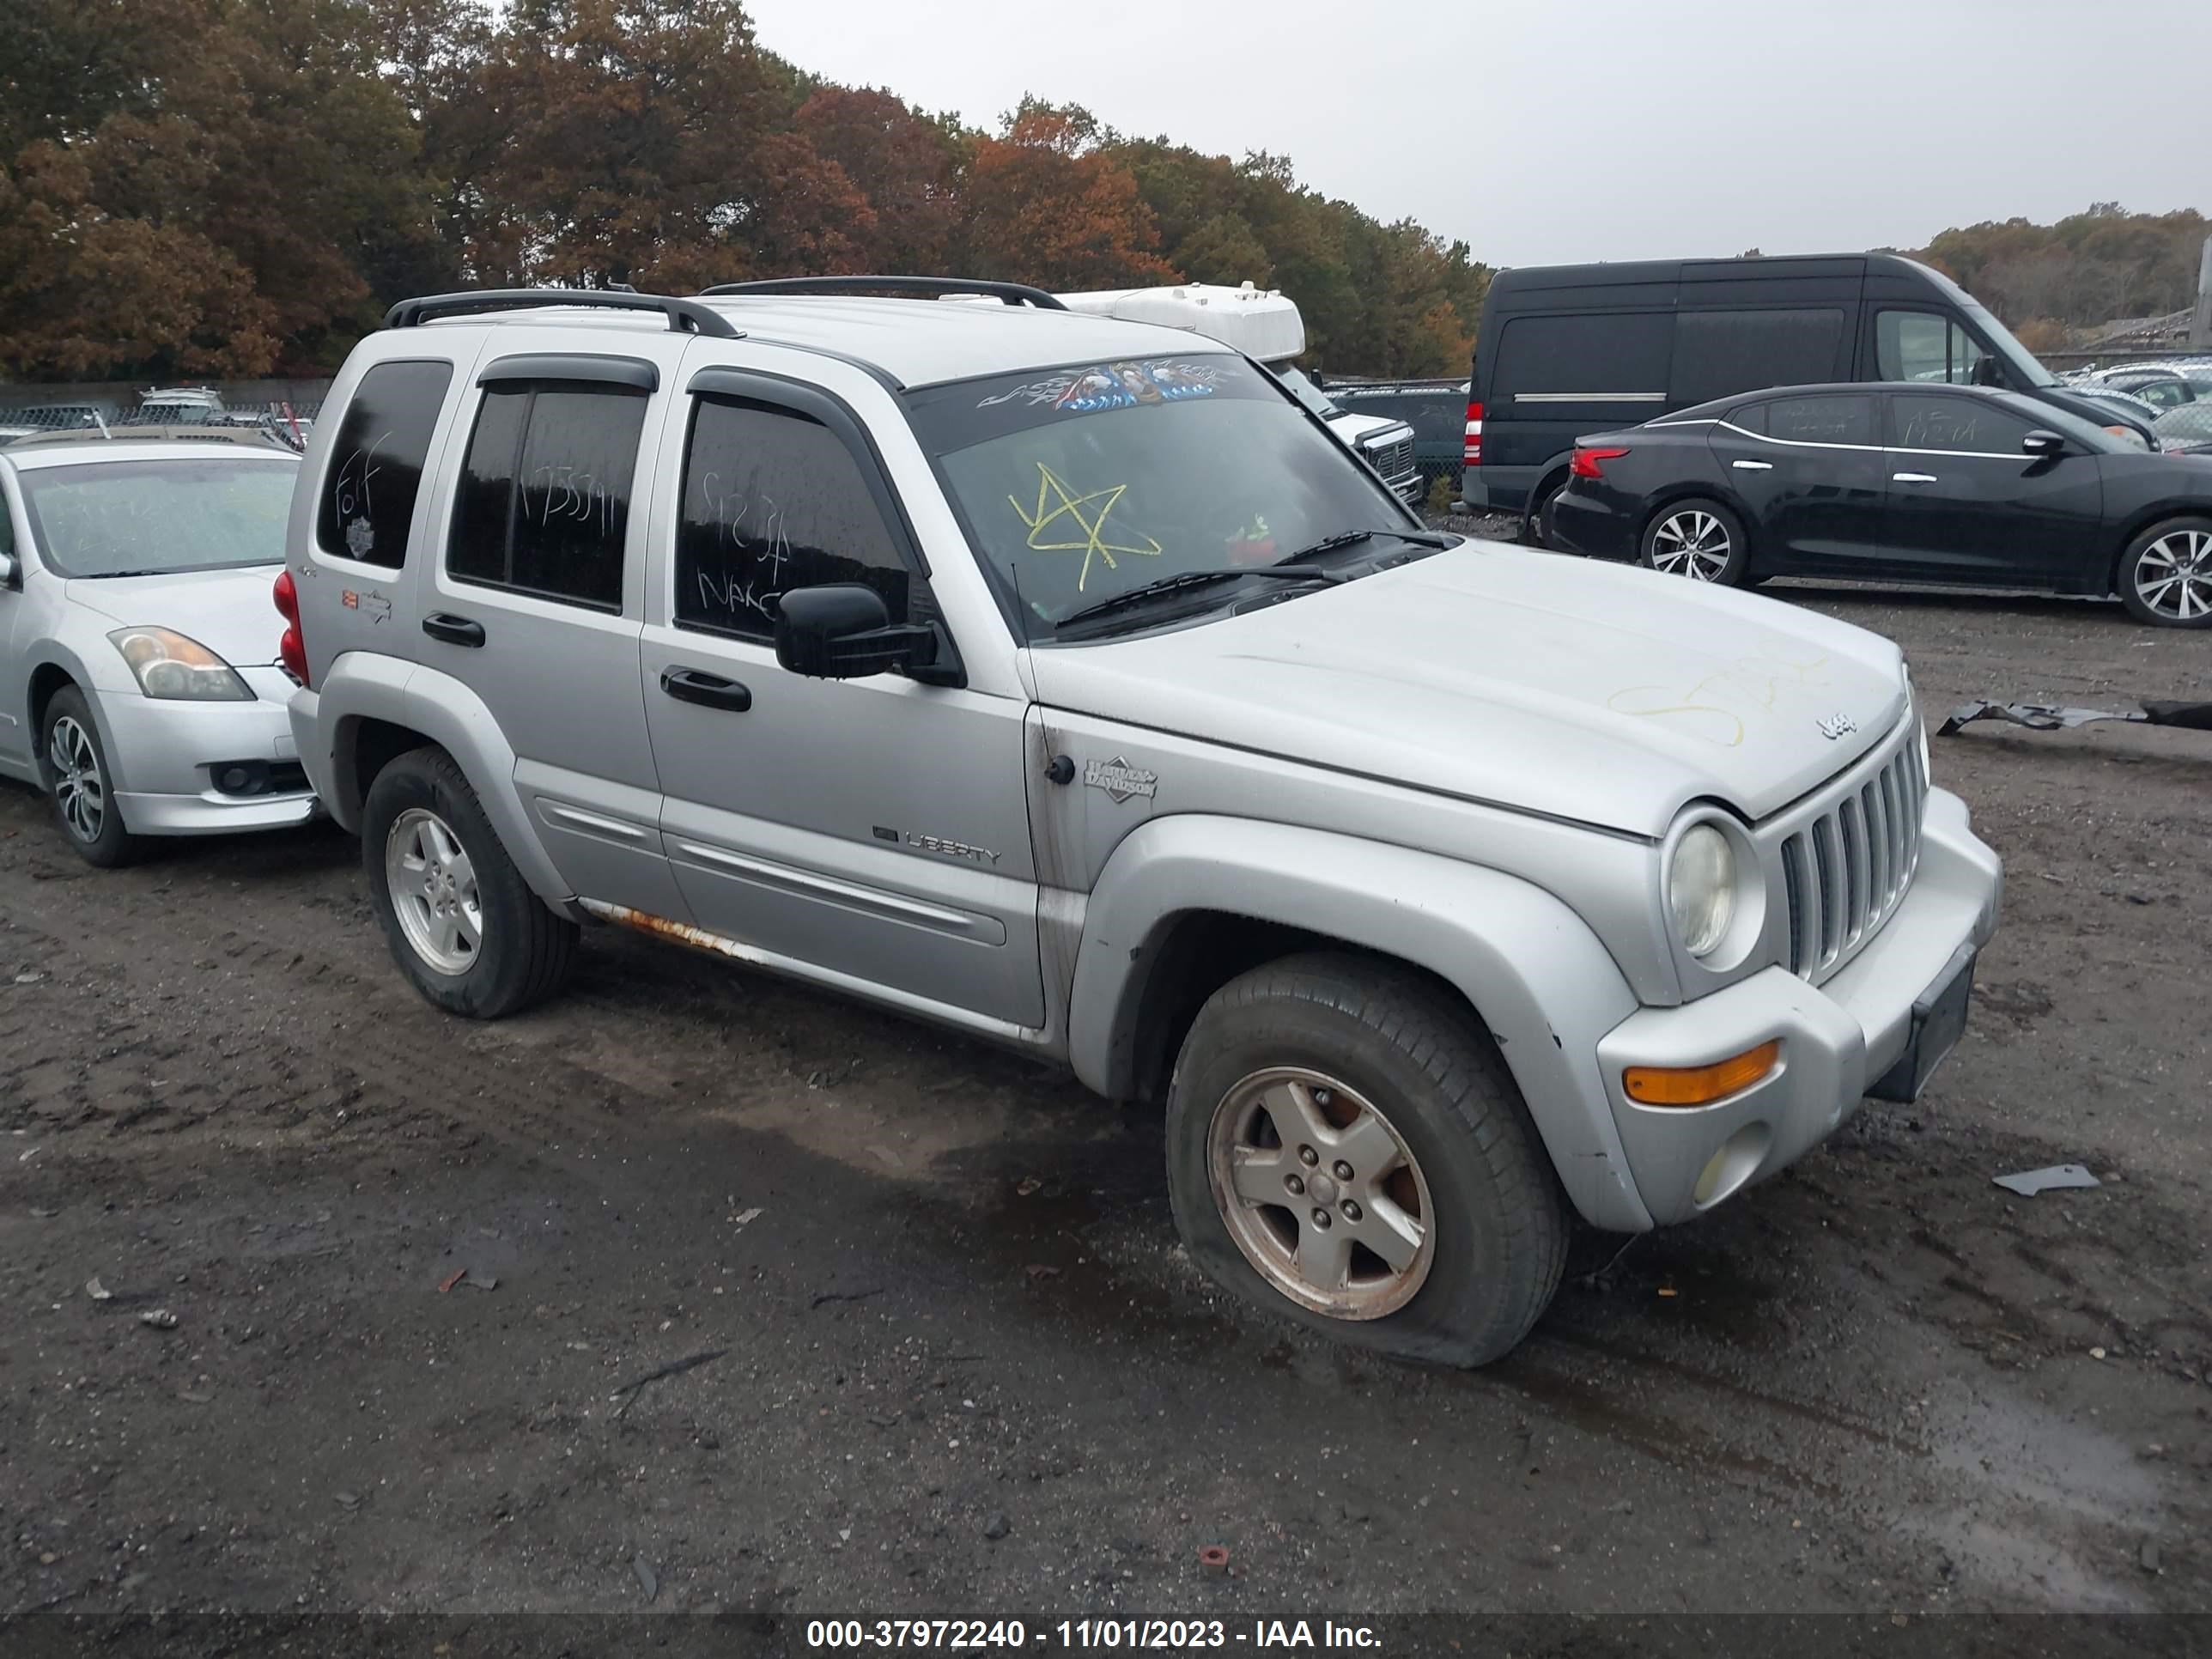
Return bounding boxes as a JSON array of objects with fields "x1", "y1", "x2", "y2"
[{"x1": 2, "y1": 551, "x2": 2209, "y2": 1628}]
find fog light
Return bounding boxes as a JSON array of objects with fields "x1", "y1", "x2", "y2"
[
  {"x1": 1624, "y1": 1039, "x2": 1781, "y2": 1107},
  {"x1": 219, "y1": 766, "x2": 252, "y2": 793},
  {"x1": 1693, "y1": 1121, "x2": 1774, "y2": 1208}
]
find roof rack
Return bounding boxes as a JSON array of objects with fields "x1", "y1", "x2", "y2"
[
  {"x1": 698, "y1": 276, "x2": 1067, "y2": 310},
  {"x1": 383, "y1": 289, "x2": 742, "y2": 338}
]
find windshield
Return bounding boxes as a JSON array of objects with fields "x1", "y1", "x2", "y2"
[
  {"x1": 908, "y1": 354, "x2": 1412, "y2": 638},
  {"x1": 18, "y1": 458, "x2": 296, "y2": 577},
  {"x1": 1268, "y1": 363, "x2": 1345, "y2": 419}
]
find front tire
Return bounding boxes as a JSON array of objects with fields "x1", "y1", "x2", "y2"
[
  {"x1": 2117, "y1": 516, "x2": 2212, "y2": 627},
  {"x1": 361, "y1": 746, "x2": 577, "y2": 1018},
  {"x1": 1641, "y1": 498, "x2": 1751, "y2": 586},
  {"x1": 1522, "y1": 474, "x2": 1566, "y2": 548},
  {"x1": 42, "y1": 688, "x2": 143, "y2": 867},
  {"x1": 1165, "y1": 953, "x2": 1568, "y2": 1367}
]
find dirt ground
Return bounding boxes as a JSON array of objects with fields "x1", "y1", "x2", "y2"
[{"x1": 3, "y1": 550, "x2": 2209, "y2": 1632}]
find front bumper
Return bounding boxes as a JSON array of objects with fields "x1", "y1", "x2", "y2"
[
  {"x1": 1595, "y1": 787, "x2": 2002, "y2": 1225},
  {"x1": 99, "y1": 672, "x2": 318, "y2": 837}
]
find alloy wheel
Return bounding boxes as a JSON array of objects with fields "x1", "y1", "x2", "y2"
[
  {"x1": 1650, "y1": 509, "x2": 1732, "y2": 580},
  {"x1": 1205, "y1": 1066, "x2": 1435, "y2": 1321},
  {"x1": 48, "y1": 715, "x2": 105, "y2": 843},
  {"x1": 386, "y1": 807, "x2": 483, "y2": 976},
  {"x1": 2133, "y1": 530, "x2": 2212, "y2": 622}
]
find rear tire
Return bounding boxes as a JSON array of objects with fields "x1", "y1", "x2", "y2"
[
  {"x1": 1522, "y1": 474, "x2": 1566, "y2": 548},
  {"x1": 1164, "y1": 952, "x2": 1568, "y2": 1368},
  {"x1": 2116, "y1": 516, "x2": 2212, "y2": 627},
  {"x1": 42, "y1": 687, "x2": 143, "y2": 868},
  {"x1": 1641, "y1": 497, "x2": 1752, "y2": 586},
  {"x1": 361, "y1": 746, "x2": 577, "y2": 1018}
]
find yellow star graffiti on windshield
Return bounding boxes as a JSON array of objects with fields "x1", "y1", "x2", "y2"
[{"x1": 1009, "y1": 463, "x2": 1163, "y2": 591}]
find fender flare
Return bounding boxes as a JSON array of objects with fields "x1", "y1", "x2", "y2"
[
  {"x1": 314, "y1": 652, "x2": 575, "y2": 908},
  {"x1": 21, "y1": 642, "x2": 128, "y2": 790},
  {"x1": 1069, "y1": 816, "x2": 1654, "y2": 1232}
]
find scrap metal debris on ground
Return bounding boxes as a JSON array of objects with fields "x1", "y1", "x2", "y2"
[
  {"x1": 1993, "y1": 1164, "x2": 2101, "y2": 1196},
  {"x1": 1939, "y1": 699, "x2": 2212, "y2": 738}
]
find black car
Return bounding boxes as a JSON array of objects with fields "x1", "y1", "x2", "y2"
[
  {"x1": 1547, "y1": 381, "x2": 2212, "y2": 628},
  {"x1": 1461, "y1": 252, "x2": 2154, "y2": 539}
]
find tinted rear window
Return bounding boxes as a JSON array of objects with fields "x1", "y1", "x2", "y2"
[
  {"x1": 1492, "y1": 314, "x2": 1671, "y2": 402},
  {"x1": 1670, "y1": 309, "x2": 1844, "y2": 405},
  {"x1": 318, "y1": 360, "x2": 454, "y2": 568}
]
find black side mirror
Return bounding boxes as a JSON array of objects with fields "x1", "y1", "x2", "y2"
[
  {"x1": 2021, "y1": 429, "x2": 2068, "y2": 459},
  {"x1": 774, "y1": 582, "x2": 941, "y2": 680},
  {"x1": 1969, "y1": 356, "x2": 2005, "y2": 388}
]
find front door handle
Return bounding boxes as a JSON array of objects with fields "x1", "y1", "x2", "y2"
[
  {"x1": 422, "y1": 612, "x2": 484, "y2": 647},
  {"x1": 1893, "y1": 472, "x2": 1939, "y2": 484},
  {"x1": 660, "y1": 667, "x2": 752, "y2": 713},
  {"x1": 1731, "y1": 459, "x2": 1774, "y2": 471}
]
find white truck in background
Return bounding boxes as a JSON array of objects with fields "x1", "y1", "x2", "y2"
[{"x1": 1042, "y1": 283, "x2": 1426, "y2": 507}]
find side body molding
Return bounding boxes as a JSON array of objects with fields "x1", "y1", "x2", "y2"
[{"x1": 1068, "y1": 816, "x2": 1654, "y2": 1233}]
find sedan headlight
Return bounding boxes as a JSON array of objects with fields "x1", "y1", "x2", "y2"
[
  {"x1": 1667, "y1": 823, "x2": 1736, "y2": 958},
  {"x1": 108, "y1": 628, "x2": 252, "y2": 701}
]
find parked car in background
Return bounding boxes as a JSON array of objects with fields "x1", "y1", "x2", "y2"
[
  {"x1": 1462, "y1": 252, "x2": 2159, "y2": 539},
  {"x1": 2093, "y1": 367, "x2": 2203, "y2": 411},
  {"x1": 1547, "y1": 381, "x2": 2212, "y2": 627},
  {"x1": 1321, "y1": 378, "x2": 1469, "y2": 499},
  {"x1": 2063, "y1": 383, "x2": 2163, "y2": 447},
  {"x1": 2154, "y1": 403, "x2": 2212, "y2": 456},
  {"x1": 1046, "y1": 283, "x2": 1425, "y2": 507},
  {"x1": 283, "y1": 280, "x2": 2001, "y2": 1367},
  {"x1": 0, "y1": 431, "x2": 315, "y2": 863}
]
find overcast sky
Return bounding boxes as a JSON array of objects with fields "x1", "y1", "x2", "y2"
[{"x1": 746, "y1": 0, "x2": 2212, "y2": 270}]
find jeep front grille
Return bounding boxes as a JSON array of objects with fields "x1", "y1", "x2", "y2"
[{"x1": 1780, "y1": 731, "x2": 1927, "y2": 981}]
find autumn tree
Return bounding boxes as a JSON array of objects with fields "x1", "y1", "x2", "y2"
[
  {"x1": 793, "y1": 87, "x2": 963, "y2": 273},
  {"x1": 1, "y1": 0, "x2": 423, "y2": 379},
  {"x1": 962, "y1": 99, "x2": 1174, "y2": 291}
]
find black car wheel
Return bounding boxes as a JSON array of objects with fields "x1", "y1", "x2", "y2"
[
  {"x1": 1641, "y1": 499, "x2": 1750, "y2": 586},
  {"x1": 2118, "y1": 517, "x2": 2212, "y2": 628},
  {"x1": 1522, "y1": 474, "x2": 1566, "y2": 548}
]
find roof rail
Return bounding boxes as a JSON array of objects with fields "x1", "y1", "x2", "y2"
[
  {"x1": 699, "y1": 276, "x2": 1067, "y2": 310},
  {"x1": 383, "y1": 289, "x2": 743, "y2": 338}
]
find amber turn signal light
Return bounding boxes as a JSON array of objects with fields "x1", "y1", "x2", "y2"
[{"x1": 1624, "y1": 1039, "x2": 1781, "y2": 1108}]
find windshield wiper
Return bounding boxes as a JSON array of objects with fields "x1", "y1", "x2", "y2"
[
  {"x1": 1273, "y1": 527, "x2": 1455, "y2": 568},
  {"x1": 1054, "y1": 565, "x2": 1341, "y2": 632}
]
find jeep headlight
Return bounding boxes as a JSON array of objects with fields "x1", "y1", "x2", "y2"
[
  {"x1": 109, "y1": 627, "x2": 252, "y2": 701},
  {"x1": 1668, "y1": 823, "x2": 1737, "y2": 958}
]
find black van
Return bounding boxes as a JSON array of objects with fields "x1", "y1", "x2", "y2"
[{"x1": 1459, "y1": 252, "x2": 2154, "y2": 536}]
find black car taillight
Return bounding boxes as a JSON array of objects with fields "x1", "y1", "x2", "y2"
[{"x1": 1571, "y1": 446, "x2": 1629, "y2": 479}]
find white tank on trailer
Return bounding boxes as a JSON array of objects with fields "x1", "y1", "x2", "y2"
[{"x1": 1048, "y1": 281, "x2": 1309, "y2": 366}]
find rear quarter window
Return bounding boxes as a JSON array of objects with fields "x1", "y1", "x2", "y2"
[{"x1": 316, "y1": 360, "x2": 455, "y2": 568}]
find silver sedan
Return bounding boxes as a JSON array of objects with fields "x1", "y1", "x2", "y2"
[{"x1": 0, "y1": 435, "x2": 315, "y2": 865}]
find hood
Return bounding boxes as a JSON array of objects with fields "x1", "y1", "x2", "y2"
[
  {"x1": 1027, "y1": 542, "x2": 1907, "y2": 838},
  {"x1": 64, "y1": 565, "x2": 284, "y2": 669}
]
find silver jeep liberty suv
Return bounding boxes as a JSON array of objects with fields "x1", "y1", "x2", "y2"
[{"x1": 283, "y1": 280, "x2": 2002, "y2": 1365}]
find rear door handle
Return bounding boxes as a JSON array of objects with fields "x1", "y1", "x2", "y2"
[
  {"x1": 660, "y1": 667, "x2": 752, "y2": 713},
  {"x1": 1731, "y1": 459, "x2": 1774, "y2": 471},
  {"x1": 422, "y1": 612, "x2": 484, "y2": 647},
  {"x1": 1893, "y1": 472, "x2": 1939, "y2": 484}
]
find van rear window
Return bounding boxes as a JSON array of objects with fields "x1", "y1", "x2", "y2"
[
  {"x1": 1671, "y1": 309, "x2": 1844, "y2": 405},
  {"x1": 1492, "y1": 314, "x2": 1671, "y2": 403}
]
